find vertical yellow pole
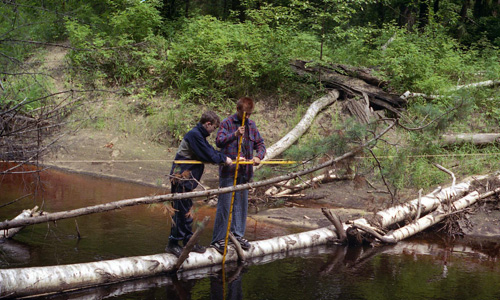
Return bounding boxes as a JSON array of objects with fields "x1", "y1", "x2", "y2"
[{"x1": 222, "y1": 111, "x2": 246, "y2": 268}]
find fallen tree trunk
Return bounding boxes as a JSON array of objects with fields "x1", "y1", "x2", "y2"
[
  {"x1": 366, "y1": 176, "x2": 486, "y2": 228},
  {"x1": 384, "y1": 192, "x2": 479, "y2": 242},
  {"x1": 400, "y1": 80, "x2": 500, "y2": 100},
  {"x1": 451, "y1": 80, "x2": 500, "y2": 91},
  {"x1": 290, "y1": 60, "x2": 406, "y2": 116},
  {"x1": 262, "y1": 90, "x2": 339, "y2": 162},
  {"x1": 0, "y1": 207, "x2": 39, "y2": 239},
  {"x1": 0, "y1": 226, "x2": 339, "y2": 298},
  {"x1": 387, "y1": 186, "x2": 500, "y2": 242},
  {"x1": 441, "y1": 133, "x2": 500, "y2": 145},
  {"x1": 343, "y1": 95, "x2": 374, "y2": 124},
  {"x1": 267, "y1": 169, "x2": 348, "y2": 196},
  {"x1": 0, "y1": 121, "x2": 396, "y2": 232},
  {"x1": 16, "y1": 239, "x2": 487, "y2": 300}
]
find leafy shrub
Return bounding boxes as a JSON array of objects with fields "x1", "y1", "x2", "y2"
[
  {"x1": 65, "y1": 0, "x2": 168, "y2": 86},
  {"x1": 165, "y1": 16, "x2": 294, "y2": 103},
  {"x1": 326, "y1": 24, "x2": 499, "y2": 95}
]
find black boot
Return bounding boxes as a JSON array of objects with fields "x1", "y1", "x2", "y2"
[
  {"x1": 165, "y1": 241, "x2": 183, "y2": 258},
  {"x1": 191, "y1": 244, "x2": 207, "y2": 253}
]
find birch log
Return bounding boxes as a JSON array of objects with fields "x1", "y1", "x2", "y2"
[
  {"x1": 269, "y1": 169, "x2": 344, "y2": 196},
  {"x1": 0, "y1": 226, "x2": 339, "y2": 298},
  {"x1": 367, "y1": 175, "x2": 487, "y2": 228},
  {"x1": 0, "y1": 207, "x2": 39, "y2": 239},
  {"x1": 401, "y1": 80, "x2": 500, "y2": 100},
  {"x1": 441, "y1": 133, "x2": 500, "y2": 145},
  {"x1": 262, "y1": 90, "x2": 339, "y2": 162},
  {"x1": 384, "y1": 192, "x2": 480, "y2": 242},
  {"x1": 385, "y1": 186, "x2": 500, "y2": 242}
]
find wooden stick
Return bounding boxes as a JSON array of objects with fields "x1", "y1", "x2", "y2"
[
  {"x1": 174, "y1": 216, "x2": 210, "y2": 270},
  {"x1": 351, "y1": 222, "x2": 396, "y2": 244},
  {"x1": 228, "y1": 232, "x2": 245, "y2": 262},
  {"x1": 321, "y1": 208, "x2": 346, "y2": 243}
]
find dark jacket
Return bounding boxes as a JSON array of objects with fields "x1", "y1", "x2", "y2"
[{"x1": 170, "y1": 123, "x2": 227, "y2": 191}]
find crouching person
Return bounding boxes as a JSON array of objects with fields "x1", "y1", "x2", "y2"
[{"x1": 166, "y1": 111, "x2": 232, "y2": 257}]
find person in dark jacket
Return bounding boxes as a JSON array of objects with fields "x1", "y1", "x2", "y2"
[{"x1": 166, "y1": 111, "x2": 232, "y2": 257}]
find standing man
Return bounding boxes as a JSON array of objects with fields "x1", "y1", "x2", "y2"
[
  {"x1": 211, "y1": 97, "x2": 266, "y2": 253},
  {"x1": 166, "y1": 111, "x2": 232, "y2": 257}
]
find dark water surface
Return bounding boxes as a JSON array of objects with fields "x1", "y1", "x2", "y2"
[{"x1": 1, "y1": 164, "x2": 500, "y2": 299}]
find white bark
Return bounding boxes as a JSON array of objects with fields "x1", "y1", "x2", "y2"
[
  {"x1": 452, "y1": 80, "x2": 500, "y2": 91},
  {"x1": 386, "y1": 185, "x2": 500, "y2": 242},
  {"x1": 384, "y1": 191, "x2": 480, "y2": 242},
  {"x1": 262, "y1": 90, "x2": 339, "y2": 162},
  {"x1": 400, "y1": 80, "x2": 500, "y2": 100},
  {"x1": 368, "y1": 176, "x2": 487, "y2": 228},
  {"x1": 0, "y1": 226, "x2": 339, "y2": 298},
  {"x1": 441, "y1": 133, "x2": 500, "y2": 145},
  {"x1": 269, "y1": 169, "x2": 344, "y2": 196},
  {"x1": 1, "y1": 207, "x2": 39, "y2": 239}
]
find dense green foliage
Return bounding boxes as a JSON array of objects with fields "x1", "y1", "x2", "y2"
[{"x1": 1, "y1": 0, "x2": 499, "y2": 192}]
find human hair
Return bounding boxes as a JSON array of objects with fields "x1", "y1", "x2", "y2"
[
  {"x1": 236, "y1": 97, "x2": 254, "y2": 112},
  {"x1": 200, "y1": 111, "x2": 220, "y2": 126}
]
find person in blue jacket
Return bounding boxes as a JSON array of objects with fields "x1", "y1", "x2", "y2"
[{"x1": 166, "y1": 111, "x2": 232, "y2": 257}]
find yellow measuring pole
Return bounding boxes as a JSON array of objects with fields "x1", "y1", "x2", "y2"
[
  {"x1": 222, "y1": 112, "x2": 246, "y2": 269},
  {"x1": 173, "y1": 160, "x2": 298, "y2": 165}
]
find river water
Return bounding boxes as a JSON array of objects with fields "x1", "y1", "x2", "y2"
[{"x1": 1, "y1": 165, "x2": 500, "y2": 299}]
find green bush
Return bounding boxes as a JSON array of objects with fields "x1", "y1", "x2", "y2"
[
  {"x1": 65, "y1": 0, "x2": 167, "y2": 86},
  {"x1": 165, "y1": 16, "x2": 294, "y2": 103},
  {"x1": 326, "y1": 24, "x2": 499, "y2": 95}
]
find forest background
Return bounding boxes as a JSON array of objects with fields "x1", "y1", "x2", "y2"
[{"x1": 1, "y1": 0, "x2": 500, "y2": 200}]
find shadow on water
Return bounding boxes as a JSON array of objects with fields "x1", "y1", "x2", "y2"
[{"x1": 2, "y1": 164, "x2": 500, "y2": 299}]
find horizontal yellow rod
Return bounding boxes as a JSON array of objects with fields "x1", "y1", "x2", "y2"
[{"x1": 173, "y1": 160, "x2": 299, "y2": 165}]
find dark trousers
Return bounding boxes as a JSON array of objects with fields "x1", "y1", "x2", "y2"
[{"x1": 169, "y1": 183, "x2": 193, "y2": 245}]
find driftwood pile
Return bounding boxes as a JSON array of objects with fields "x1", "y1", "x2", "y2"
[
  {"x1": 290, "y1": 60, "x2": 407, "y2": 121},
  {"x1": 323, "y1": 174, "x2": 500, "y2": 247}
]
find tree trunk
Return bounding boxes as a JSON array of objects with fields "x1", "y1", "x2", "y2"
[
  {"x1": 343, "y1": 94, "x2": 373, "y2": 124},
  {"x1": 384, "y1": 191, "x2": 481, "y2": 242},
  {"x1": 290, "y1": 60, "x2": 406, "y2": 117},
  {"x1": 0, "y1": 226, "x2": 339, "y2": 298},
  {"x1": 418, "y1": 0, "x2": 429, "y2": 29},
  {"x1": 401, "y1": 80, "x2": 500, "y2": 100},
  {"x1": 441, "y1": 133, "x2": 500, "y2": 145},
  {"x1": 262, "y1": 90, "x2": 339, "y2": 162},
  {"x1": 1, "y1": 207, "x2": 39, "y2": 239},
  {"x1": 267, "y1": 169, "x2": 348, "y2": 197},
  {"x1": 368, "y1": 178, "x2": 479, "y2": 228}
]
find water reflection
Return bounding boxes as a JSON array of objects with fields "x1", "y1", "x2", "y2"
[
  {"x1": 0, "y1": 239, "x2": 31, "y2": 267},
  {"x1": 210, "y1": 265, "x2": 245, "y2": 300}
]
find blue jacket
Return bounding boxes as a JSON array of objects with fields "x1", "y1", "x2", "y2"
[{"x1": 170, "y1": 123, "x2": 227, "y2": 191}]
